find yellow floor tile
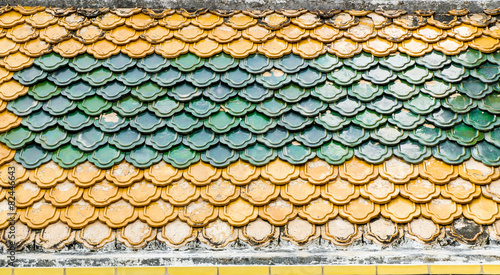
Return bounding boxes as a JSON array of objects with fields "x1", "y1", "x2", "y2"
[
  {"x1": 270, "y1": 266, "x2": 322, "y2": 275},
  {"x1": 323, "y1": 265, "x2": 376, "y2": 275},
  {"x1": 14, "y1": 268, "x2": 64, "y2": 275},
  {"x1": 430, "y1": 264, "x2": 481, "y2": 274},
  {"x1": 167, "y1": 266, "x2": 217, "y2": 275},
  {"x1": 117, "y1": 266, "x2": 166, "y2": 275},
  {"x1": 378, "y1": 265, "x2": 428, "y2": 275},
  {"x1": 219, "y1": 266, "x2": 269, "y2": 275},
  {"x1": 66, "y1": 267, "x2": 115, "y2": 275},
  {"x1": 0, "y1": 268, "x2": 11, "y2": 275},
  {"x1": 483, "y1": 265, "x2": 500, "y2": 274}
]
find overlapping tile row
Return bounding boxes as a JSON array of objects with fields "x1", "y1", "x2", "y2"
[
  {"x1": 1, "y1": 6, "x2": 500, "y2": 69},
  {"x1": 1, "y1": 51, "x2": 500, "y2": 168},
  {"x1": 1, "y1": 157, "x2": 500, "y2": 249}
]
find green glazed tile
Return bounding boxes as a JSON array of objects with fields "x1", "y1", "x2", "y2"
[
  {"x1": 256, "y1": 69, "x2": 292, "y2": 89},
  {"x1": 472, "y1": 141, "x2": 500, "y2": 166},
  {"x1": 238, "y1": 83, "x2": 273, "y2": 103},
  {"x1": 388, "y1": 109, "x2": 425, "y2": 130},
  {"x1": 432, "y1": 140, "x2": 471, "y2": 165},
  {"x1": 332, "y1": 124, "x2": 369, "y2": 146},
  {"x1": 442, "y1": 93, "x2": 477, "y2": 113},
  {"x1": 43, "y1": 95, "x2": 77, "y2": 116},
  {"x1": 478, "y1": 93, "x2": 500, "y2": 114},
  {"x1": 316, "y1": 141, "x2": 353, "y2": 165},
  {"x1": 94, "y1": 112, "x2": 129, "y2": 133},
  {"x1": 393, "y1": 139, "x2": 431, "y2": 163},
  {"x1": 61, "y1": 82, "x2": 95, "y2": 101},
  {"x1": 274, "y1": 54, "x2": 308, "y2": 73},
  {"x1": 291, "y1": 67, "x2": 326, "y2": 88},
  {"x1": 348, "y1": 81, "x2": 383, "y2": 101},
  {"x1": 398, "y1": 65, "x2": 433, "y2": 85},
  {"x1": 487, "y1": 51, "x2": 500, "y2": 65},
  {"x1": 117, "y1": 67, "x2": 150, "y2": 86},
  {"x1": 185, "y1": 96, "x2": 218, "y2": 118},
  {"x1": 221, "y1": 68, "x2": 255, "y2": 88},
  {"x1": 330, "y1": 96, "x2": 365, "y2": 116},
  {"x1": 292, "y1": 97, "x2": 327, "y2": 116},
  {"x1": 125, "y1": 145, "x2": 162, "y2": 168},
  {"x1": 485, "y1": 127, "x2": 500, "y2": 147},
  {"x1": 386, "y1": 79, "x2": 418, "y2": 100},
  {"x1": 355, "y1": 140, "x2": 392, "y2": 164},
  {"x1": 35, "y1": 52, "x2": 68, "y2": 71},
  {"x1": 223, "y1": 96, "x2": 255, "y2": 116},
  {"x1": 421, "y1": 80, "x2": 456, "y2": 98},
  {"x1": 137, "y1": 53, "x2": 170, "y2": 73},
  {"x1": 130, "y1": 111, "x2": 166, "y2": 133},
  {"x1": 14, "y1": 65, "x2": 47, "y2": 85},
  {"x1": 327, "y1": 66, "x2": 361, "y2": 86},
  {"x1": 171, "y1": 53, "x2": 204, "y2": 72},
  {"x1": 132, "y1": 82, "x2": 166, "y2": 101},
  {"x1": 204, "y1": 111, "x2": 240, "y2": 133},
  {"x1": 295, "y1": 125, "x2": 331, "y2": 147},
  {"x1": 457, "y1": 78, "x2": 493, "y2": 99},
  {"x1": 278, "y1": 143, "x2": 316, "y2": 165},
  {"x1": 77, "y1": 95, "x2": 113, "y2": 116},
  {"x1": 88, "y1": 144, "x2": 125, "y2": 168},
  {"x1": 0, "y1": 126, "x2": 35, "y2": 149},
  {"x1": 149, "y1": 95, "x2": 184, "y2": 117},
  {"x1": 220, "y1": 128, "x2": 256, "y2": 149},
  {"x1": 434, "y1": 63, "x2": 469, "y2": 82},
  {"x1": 167, "y1": 112, "x2": 202, "y2": 133},
  {"x1": 403, "y1": 93, "x2": 441, "y2": 115},
  {"x1": 257, "y1": 127, "x2": 294, "y2": 148},
  {"x1": 426, "y1": 107, "x2": 462, "y2": 127},
  {"x1": 275, "y1": 84, "x2": 309, "y2": 103},
  {"x1": 409, "y1": 123, "x2": 446, "y2": 146},
  {"x1": 151, "y1": 67, "x2": 185, "y2": 87},
  {"x1": 69, "y1": 54, "x2": 102, "y2": 73},
  {"x1": 145, "y1": 127, "x2": 182, "y2": 150},
  {"x1": 315, "y1": 111, "x2": 350, "y2": 131},
  {"x1": 344, "y1": 52, "x2": 378, "y2": 70},
  {"x1": 35, "y1": 126, "x2": 70, "y2": 150},
  {"x1": 239, "y1": 54, "x2": 274, "y2": 74},
  {"x1": 187, "y1": 67, "x2": 220, "y2": 87},
  {"x1": 362, "y1": 65, "x2": 397, "y2": 85},
  {"x1": 109, "y1": 128, "x2": 145, "y2": 150},
  {"x1": 447, "y1": 123, "x2": 484, "y2": 146},
  {"x1": 309, "y1": 53, "x2": 342, "y2": 72},
  {"x1": 240, "y1": 142, "x2": 277, "y2": 166},
  {"x1": 7, "y1": 95, "x2": 42, "y2": 116},
  {"x1": 22, "y1": 110, "x2": 57, "y2": 131},
  {"x1": 28, "y1": 81, "x2": 61, "y2": 100},
  {"x1": 463, "y1": 108, "x2": 499, "y2": 131},
  {"x1": 183, "y1": 127, "x2": 218, "y2": 150},
  {"x1": 278, "y1": 111, "x2": 312, "y2": 130},
  {"x1": 205, "y1": 53, "x2": 238, "y2": 72},
  {"x1": 470, "y1": 62, "x2": 500, "y2": 83},
  {"x1": 451, "y1": 49, "x2": 486, "y2": 68},
  {"x1": 82, "y1": 67, "x2": 115, "y2": 86},
  {"x1": 102, "y1": 53, "x2": 137, "y2": 72},
  {"x1": 240, "y1": 111, "x2": 277, "y2": 134},
  {"x1": 366, "y1": 95, "x2": 401, "y2": 114},
  {"x1": 201, "y1": 144, "x2": 239, "y2": 167},
  {"x1": 71, "y1": 127, "x2": 108, "y2": 151},
  {"x1": 168, "y1": 83, "x2": 202, "y2": 101},
  {"x1": 379, "y1": 52, "x2": 414, "y2": 71},
  {"x1": 352, "y1": 109, "x2": 387, "y2": 129},
  {"x1": 52, "y1": 144, "x2": 87, "y2": 168},
  {"x1": 113, "y1": 96, "x2": 147, "y2": 117},
  {"x1": 310, "y1": 82, "x2": 346, "y2": 102},
  {"x1": 203, "y1": 83, "x2": 237, "y2": 102},
  {"x1": 14, "y1": 144, "x2": 52, "y2": 169},
  {"x1": 163, "y1": 145, "x2": 200, "y2": 168},
  {"x1": 370, "y1": 124, "x2": 408, "y2": 145},
  {"x1": 416, "y1": 51, "x2": 451, "y2": 69},
  {"x1": 59, "y1": 110, "x2": 94, "y2": 131}
]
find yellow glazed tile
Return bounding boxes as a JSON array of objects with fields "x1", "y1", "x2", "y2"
[
  {"x1": 219, "y1": 266, "x2": 269, "y2": 275},
  {"x1": 14, "y1": 268, "x2": 64, "y2": 275},
  {"x1": 483, "y1": 265, "x2": 500, "y2": 274},
  {"x1": 66, "y1": 267, "x2": 115, "y2": 275},
  {"x1": 167, "y1": 266, "x2": 217, "y2": 275},
  {"x1": 323, "y1": 265, "x2": 376, "y2": 275},
  {"x1": 270, "y1": 266, "x2": 322, "y2": 275},
  {"x1": 430, "y1": 264, "x2": 481, "y2": 274},
  {"x1": 378, "y1": 265, "x2": 428, "y2": 274},
  {"x1": 0, "y1": 268, "x2": 11, "y2": 275},
  {"x1": 117, "y1": 266, "x2": 166, "y2": 275}
]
